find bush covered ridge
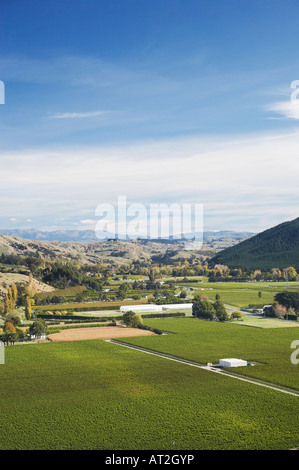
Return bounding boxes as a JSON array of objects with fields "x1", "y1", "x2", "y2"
[{"x1": 210, "y1": 217, "x2": 299, "y2": 270}]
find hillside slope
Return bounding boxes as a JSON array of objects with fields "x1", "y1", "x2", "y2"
[
  {"x1": 0, "y1": 234, "x2": 204, "y2": 266},
  {"x1": 210, "y1": 217, "x2": 299, "y2": 270},
  {"x1": 0, "y1": 232, "x2": 253, "y2": 267},
  {"x1": 0, "y1": 272, "x2": 54, "y2": 295}
]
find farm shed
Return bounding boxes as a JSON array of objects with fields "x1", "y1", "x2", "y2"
[
  {"x1": 120, "y1": 305, "x2": 163, "y2": 313},
  {"x1": 161, "y1": 303, "x2": 193, "y2": 310},
  {"x1": 219, "y1": 358, "x2": 248, "y2": 368},
  {"x1": 263, "y1": 305, "x2": 272, "y2": 312}
]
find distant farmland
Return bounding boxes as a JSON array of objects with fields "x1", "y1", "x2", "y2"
[
  {"x1": 177, "y1": 280, "x2": 299, "y2": 308},
  {"x1": 34, "y1": 299, "x2": 148, "y2": 312}
]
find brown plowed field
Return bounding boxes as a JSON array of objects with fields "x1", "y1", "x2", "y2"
[{"x1": 48, "y1": 326, "x2": 156, "y2": 342}]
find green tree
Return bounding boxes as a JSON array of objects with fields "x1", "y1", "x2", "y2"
[
  {"x1": 29, "y1": 318, "x2": 48, "y2": 337},
  {"x1": 179, "y1": 289, "x2": 187, "y2": 299},
  {"x1": 213, "y1": 300, "x2": 229, "y2": 322},
  {"x1": 274, "y1": 291, "x2": 299, "y2": 312},
  {"x1": 122, "y1": 311, "x2": 143, "y2": 328},
  {"x1": 117, "y1": 283, "x2": 128, "y2": 300},
  {"x1": 192, "y1": 299, "x2": 216, "y2": 320},
  {"x1": 286, "y1": 307, "x2": 296, "y2": 320},
  {"x1": 4, "y1": 295, "x2": 10, "y2": 315},
  {"x1": 231, "y1": 311, "x2": 242, "y2": 320},
  {"x1": 0, "y1": 331, "x2": 17, "y2": 345},
  {"x1": 5, "y1": 314, "x2": 21, "y2": 326}
]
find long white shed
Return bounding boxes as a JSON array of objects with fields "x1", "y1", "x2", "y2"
[
  {"x1": 219, "y1": 358, "x2": 248, "y2": 368},
  {"x1": 161, "y1": 303, "x2": 193, "y2": 310},
  {"x1": 120, "y1": 305, "x2": 163, "y2": 313}
]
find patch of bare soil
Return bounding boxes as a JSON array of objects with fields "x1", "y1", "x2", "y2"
[{"x1": 47, "y1": 326, "x2": 156, "y2": 342}]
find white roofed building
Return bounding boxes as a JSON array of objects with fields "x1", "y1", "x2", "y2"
[
  {"x1": 120, "y1": 305, "x2": 163, "y2": 313},
  {"x1": 219, "y1": 358, "x2": 248, "y2": 368},
  {"x1": 161, "y1": 303, "x2": 193, "y2": 310}
]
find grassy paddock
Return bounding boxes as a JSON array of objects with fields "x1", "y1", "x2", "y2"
[
  {"x1": 35, "y1": 286, "x2": 87, "y2": 300},
  {"x1": 175, "y1": 280, "x2": 299, "y2": 307},
  {"x1": 231, "y1": 317, "x2": 299, "y2": 328}
]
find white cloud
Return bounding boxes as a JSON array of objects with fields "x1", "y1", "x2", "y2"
[
  {"x1": 51, "y1": 111, "x2": 110, "y2": 119},
  {"x1": 80, "y1": 219, "x2": 96, "y2": 225},
  {"x1": 267, "y1": 100, "x2": 299, "y2": 120}
]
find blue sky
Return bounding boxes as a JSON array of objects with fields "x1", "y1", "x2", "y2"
[{"x1": 1, "y1": 0, "x2": 299, "y2": 234}]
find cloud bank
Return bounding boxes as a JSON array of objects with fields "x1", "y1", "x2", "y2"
[{"x1": 1, "y1": 129, "x2": 299, "y2": 231}]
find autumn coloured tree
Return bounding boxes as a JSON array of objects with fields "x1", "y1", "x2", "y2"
[
  {"x1": 285, "y1": 267, "x2": 298, "y2": 281},
  {"x1": 25, "y1": 296, "x2": 32, "y2": 320},
  {"x1": 4, "y1": 321, "x2": 16, "y2": 333},
  {"x1": 231, "y1": 311, "x2": 243, "y2": 320},
  {"x1": 272, "y1": 303, "x2": 287, "y2": 319},
  {"x1": 3, "y1": 283, "x2": 18, "y2": 315},
  {"x1": 25, "y1": 272, "x2": 38, "y2": 298}
]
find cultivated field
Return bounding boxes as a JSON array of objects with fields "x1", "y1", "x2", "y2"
[
  {"x1": 120, "y1": 318, "x2": 299, "y2": 391},
  {"x1": 34, "y1": 299, "x2": 148, "y2": 312},
  {"x1": 0, "y1": 338, "x2": 298, "y2": 450}
]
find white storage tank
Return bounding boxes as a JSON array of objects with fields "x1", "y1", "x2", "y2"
[{"x1": 219, "y1": 358, "x2": 248, "y2": 368}]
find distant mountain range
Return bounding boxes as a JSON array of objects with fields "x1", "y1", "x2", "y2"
[
  {"x1": 210, "y1": 217, "x2": 299, "y2": 270},
  {"x1": 0, "y1": 228, "x2": 255, "y2": 243},
  {"x1": 0, "y1": 229, "x2": 98, "y2": 242}
]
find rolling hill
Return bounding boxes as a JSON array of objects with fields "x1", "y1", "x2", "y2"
[
  {"x1": 0, "y1": 234, "x2": 206, "y2": 266},
  {"x1": 210, "y1": 217, "x2": 299, "y2": 271},
  {"x1": 0, "y1": 230, "x2": 253, "y2": 267},
  {"x1": 0, "y1": 272, "x2": 54, "y2": 295}
]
